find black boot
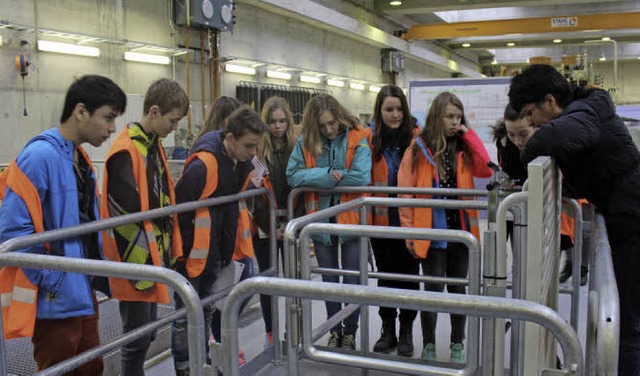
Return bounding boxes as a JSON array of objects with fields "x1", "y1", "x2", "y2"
[
  {"x1": 373, "y1": 319, "x2": 397, "y2": 353},
  {"x1": 559, "y1": 260, "x2": 572, "y2": 283},
  {"x1": 397, "y1": 321, "x2": 414, "y2": 357}
]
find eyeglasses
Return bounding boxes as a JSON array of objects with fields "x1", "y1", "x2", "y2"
[{"x1": 520, "y1": 104, "x2": 536, "y2": 119}]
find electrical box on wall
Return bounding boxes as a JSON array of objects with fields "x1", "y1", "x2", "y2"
[
  {"x1": 381, "y1": 49, "x2": 404, "y2": 74},
  {"x1": 174, "y1": 0, "x2": 234, "y2": 31}
]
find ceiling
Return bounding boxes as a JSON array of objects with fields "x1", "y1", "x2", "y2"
[{"x1": 341, "y1": 0, "x2": 640, "y2": 69}]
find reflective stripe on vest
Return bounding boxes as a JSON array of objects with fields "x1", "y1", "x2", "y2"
[
  {"x1": 302, "y1": 126, "x2": 369, "y2": 225},
  {"x1": 233, "y1": 176, "x2": 256, "y2": 260},
  {"x1": 0, "y1": 160, "x2": 52, "y2": 339},
  {"x1": 184, "y1": 151, "x2": 218, "y2": 278},
  {"x1": 100, "y1": 128, "x2": 183, "y2": 303}
]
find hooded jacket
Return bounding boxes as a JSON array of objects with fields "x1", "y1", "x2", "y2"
[
  {"x1": 0, "y1": 128, "x2": 107, "y2": 320},
  {"x1": 522, "y1": 88, "x2": 640, "y2": 246},
  {"x1": 175, "y1": 130, "x2": 253, "y2": 275}
]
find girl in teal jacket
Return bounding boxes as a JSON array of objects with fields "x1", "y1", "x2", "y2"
[{"x1": 286, "y1": 94, "x2": 371, "y2": 350}]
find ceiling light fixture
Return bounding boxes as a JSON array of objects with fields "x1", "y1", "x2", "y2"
[
  {"x1": 266, "y1": 70, "x2": 292, "y2": 80},
  {"x1": 507, "y1": 42, "x2": 515, "y2": 47},
  {"x1": 300, "y1": 75, "x2": 321, "y2": 84},
  {"x1": 602, "y1": 37, "x2": 611, "y2": 41},
  {"x1": 462, "y1": 43, "x2": 471, "y2": 48},
  {"x1": 124, "y1": 51, "x2": 171, "y2": 65},
  {"x1": 369, "y1": 85, "x2": 382, "y2": 93},
  {"x1": 491, "y1": 59, "x2": 498, "y2": 65},
  {"x1": 390, "y1": 1, "x2": 402, "y2": 5},
  {"x1": 553, "y1": 39, "x2": 562, "y2": 43},
  {"x1": 349, "y1": 83, "x2": 365, "y2": 91},
  {"x1": 599, "y1": 56, "x2": 607, "y2": 61},
  {"x1": 224, "y1": 63, "x2": 256, "y2": 75},
  {"x1": 327, "y1": 79, "x2": 345, "y2": 88},
  {"x1": 37, "y1": 40, "x2": 100, "y2": 57}
]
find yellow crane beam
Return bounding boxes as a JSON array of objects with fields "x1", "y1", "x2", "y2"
[{"x1": 403, "y1": 12, "x2": 640, "y2": 40}]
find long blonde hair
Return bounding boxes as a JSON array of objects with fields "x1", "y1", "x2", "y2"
[
  {"x1": 301, "y1": 94, "x2": 359, "y2": 157},
  {"x1": 413, "y1": 92, "x2": 470, "y2": 177},
  {"x1": 259, "y1": 97, "x2": 297, "y2": 164}
]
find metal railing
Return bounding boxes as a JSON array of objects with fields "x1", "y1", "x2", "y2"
[
  {"x1": 283, "y1": 193, "x2": 488, "y2": 376},
  {"x1": 586, "y1": 215, "x2": 620, "y2": 375},
  {"x1": 0, "y1": 188, "x2": 274, "y2": 376},
  {"x1": 221, "y1": 277, "x2": 584, "y2": 376}
]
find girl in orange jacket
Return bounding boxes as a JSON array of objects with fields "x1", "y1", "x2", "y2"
[
  {"x1": 398, "y1": 92, "x2": 492, "y2": 363},
  {"x1": 369, "y1": 85, "x2": 420, "y2": 357}
]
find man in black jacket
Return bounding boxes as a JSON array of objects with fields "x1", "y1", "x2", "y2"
[{"x1": 509, "y1": 64, "x2": 640, "y2": 374}]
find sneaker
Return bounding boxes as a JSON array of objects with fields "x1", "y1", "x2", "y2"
[
  {"x1": 264, "y1": 332, "x2": 274, "y2": 349},
  {"x1": 327, "y1": 332, "x2": 341, "y2": 348},
  {"x1": 450, "y1": 343, "x2": 465, "y2": 363},
  {"x1": 175, "y1": 369, "x2": 190, "y2": 376},
  {"x1": 421, "y1": 343, "x2": 436, "y2": 360},
  {"x1": 238, "y1": 348, "x2": 246, "y2": 366},
  {"x1": 209, "y1": 334, "x2": 217, "y2": 345},
  {"x1": 341, "y1": 334, "x2": 356, "y2": 350}
]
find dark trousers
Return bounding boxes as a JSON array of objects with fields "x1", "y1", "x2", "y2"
[
  {"x1": 255, "y1": 238, "x2": 284, "y2": 333},
  {"x1": 314, "y1": 238, "x2": 361, "y2": 335},
  {"x1": 370, "y1": 237, "x2": 419, "y2": 323},
  {"x1": 32, "y1": 294, "x2": 102, "y2": 376},
  {"x1": 419, "y1": 243, "x2": 469, "y2": 345},
  {"x1": 611, "y1": 233, "x2": 640, "y2": 375},
  {"x1": 119, "y1": 301, "x2": 157, "y2": 376}
]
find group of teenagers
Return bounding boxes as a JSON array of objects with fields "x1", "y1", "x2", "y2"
[{"x1": 1, "y1": 62, "x2": 640, "y2": 376}]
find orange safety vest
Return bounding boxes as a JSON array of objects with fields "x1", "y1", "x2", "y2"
[
  {"x1": 405, "y1": 148, "x2": 481, "y2": 259},
  {"x1": 370, "y1": 126, "x2": 419, "y2": 226},
  {"x1": 302, "y1": 126, "x2": 369, "y2": 225},
  {"x1": 100, "y1": 129, "x2": 182, "y2": 304},
  {"x1": 182, "y1": 151, "x2": 255, "y2": 277},
  {"x1": 0, "y1": 161, "x2": 50, "y2": 338}
]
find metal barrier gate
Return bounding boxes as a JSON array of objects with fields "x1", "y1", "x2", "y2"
[{"x1": 0, "y1": 188, "x2": 275, "y2": 376}]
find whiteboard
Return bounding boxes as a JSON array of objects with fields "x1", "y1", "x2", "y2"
[{"x1": 409, "y1": 78, "x2": 512, "y2": 162}]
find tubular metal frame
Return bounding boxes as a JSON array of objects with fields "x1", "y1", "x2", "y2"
[
  {"x1": 0, "y1": 188, "x2": 274, "y2": 376},
  {"x1": 221, "y1": 277, "x2": 583, "y2": 376}
]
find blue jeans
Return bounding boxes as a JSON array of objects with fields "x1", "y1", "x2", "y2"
[
  {"x1": 171, "y1": 267, "x2": 218, "y2": 371},
  {"x1": 210, "y1": 257, "x2": 255, "y2": 341},
  {"x1": 314, "y1": 238, "x2": 362, "y2": 335},
  {"x1": 119, "y1": 301, "x2": 157, "y2": 376}
]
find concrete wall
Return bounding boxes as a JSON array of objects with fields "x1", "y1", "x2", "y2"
[{"x1": 1, "y1": 0, "x2": 637, "y2": 164}]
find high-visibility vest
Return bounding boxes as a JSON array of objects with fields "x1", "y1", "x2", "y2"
[
  {"x1": 232, "y1": 176, "x2": 255, "y2": 261},
  {"x1": 408, "y1": 149, "x2": 481, "y2": 259},
  {"x1": 101, "y1": 128, "x2": 182, "y2": 304},
  {"x1": 182, "y1": 151, "x2": 255, "y2": 277},
  {"x1": 302, "y1": 126, "x2": 369, "y2": 225},
  {"x1": 370, "y1": 126, "x2": 419, "y2": 226},
  {"x1": 0, "y1": 161, "x2": 50, "y2": 338}
]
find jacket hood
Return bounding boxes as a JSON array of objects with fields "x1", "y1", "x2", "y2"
[
  {"x1": 491, "y1": 120, "x2": 507, "y2": 143},
  {"x1": 25, "y1": 128, "x2": 75, "y2": 162},
  {"x1": 571, "y1": 87, "x2": 615, "y2": 120},
  {"x1": 192, "y1": 129, "x2": 224, "y2": 154}
]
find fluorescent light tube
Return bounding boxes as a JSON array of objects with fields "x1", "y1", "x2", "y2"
[
  {"x1": 327, "y1": 79, "x2": 344, "y2": 87},
  {"x1": 266, "y1": 70, "x2": 291, "y2": 80},
  {"x1": 369, "y1": 85, "x2": 381, "y2": 93},
  {"x1": 224, "y1": 64, "x2": 256, "y2": 75},
  {"x1": 124, "y1": 51, "x2": 171, "y2": 65},
  {"x1": 300, "y1": 75, "x2": 321, "y2": 84},
  {"x1": 37, "y1": 40, "x2": 100, "y2": 57},
  {"x1": 349, "y1": 83, "x2": 365, "y2": 91}
]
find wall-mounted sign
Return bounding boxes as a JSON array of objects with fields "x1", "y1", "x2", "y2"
[{"x1": 551, "y1": 17, "x2": 578, "y2": 28}]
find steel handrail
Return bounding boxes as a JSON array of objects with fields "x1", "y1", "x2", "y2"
[
  {"x1": 0, "y1": 188, "x2": 270, "y2": 376},
  {"x1": 222, "y1": 277, "x2": 583, "y2": 376}
]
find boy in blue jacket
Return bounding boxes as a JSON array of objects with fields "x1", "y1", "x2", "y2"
[{"x1": 0, "y1": 75, "x2": 126, "y2": 374}]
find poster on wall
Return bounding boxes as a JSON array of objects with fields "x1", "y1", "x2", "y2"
[{"x1": 409, "y1": 77, "x2": 512, "y2": 162}]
